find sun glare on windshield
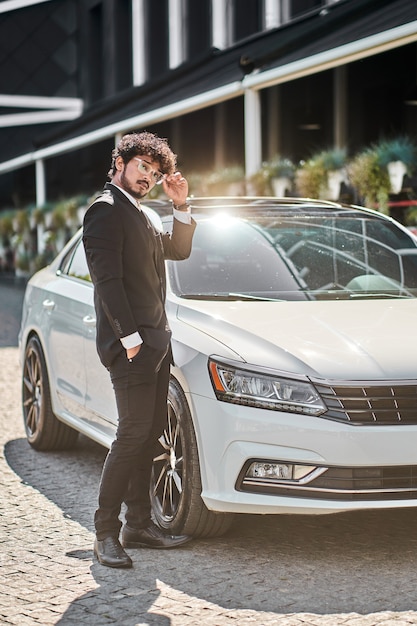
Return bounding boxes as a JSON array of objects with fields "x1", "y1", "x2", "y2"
[{"x1": 208, "y1": 213, "x2": 239, "y2": 230}]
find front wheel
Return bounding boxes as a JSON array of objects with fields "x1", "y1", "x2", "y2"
[
  {"x1": 22, "y1": 335, "x2": 78, "y2": 451},
  {"x1": 151, "y1": 378, "x2": 234, "y2": 538}
]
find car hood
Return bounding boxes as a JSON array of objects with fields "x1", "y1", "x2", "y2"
[{"x1": 176, "y1": 298, "x2": 417, "y2": 380}]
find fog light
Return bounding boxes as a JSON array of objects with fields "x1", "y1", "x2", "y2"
[
  {"x1": 248, "y1": 462, "x2": 291, "y2": 479},
  {"x1": 246, "y1": 461, "x2": 317, "y2": 482}
]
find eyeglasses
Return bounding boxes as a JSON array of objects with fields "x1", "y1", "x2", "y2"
[{"x1": 133, "y1": 158, "x2": 165, "y2": 185}]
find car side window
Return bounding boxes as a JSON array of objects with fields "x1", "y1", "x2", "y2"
[
  {"x1": 65, "y1": 239, "x2": 91, "y2": 283},
  {"x1": 59, "y1": 242, "x2": 77, "y2": 275}
]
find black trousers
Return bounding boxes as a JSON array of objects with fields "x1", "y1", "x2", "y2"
[{"x1": 94, "y1": 344, "x2": 170, "y2": 540}]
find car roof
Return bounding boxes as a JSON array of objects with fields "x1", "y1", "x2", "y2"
[
  {"x1": 147, "y1": 196, "x2": 345, "y2": 211},
  {"x1": 147, "y1": 196, "x2": 386, "y2": 220}
]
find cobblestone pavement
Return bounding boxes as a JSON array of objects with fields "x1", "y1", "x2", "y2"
[{"x1": 1, "y1": 278, "x2": 417, "y2": 625}]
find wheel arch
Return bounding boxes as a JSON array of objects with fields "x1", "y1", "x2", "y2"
[
  {"x1": 169, "y1": 371, "x2": 209, "y2": 489},
  {"x1": 22, "y1": 333, "x2": 79, "y2": 450},
  {"x1": 153, "y1": 373, "x2": 234, "y2": 537},
  {"x1": 22, "y1": 328, "x2": 60, "y2": 413}
]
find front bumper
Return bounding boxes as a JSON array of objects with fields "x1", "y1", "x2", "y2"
[{"x1": 188, "y1": 392, "x2": 417, "y2": 515}]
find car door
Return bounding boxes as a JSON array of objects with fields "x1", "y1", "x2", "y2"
[
  {"x1": 65, "y1": 239, "x2": 118, "y2": 440},
  {"x1": 42, "y1": 239, "x2": 91, "y2": 420}
]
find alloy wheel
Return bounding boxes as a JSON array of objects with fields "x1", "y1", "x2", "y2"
[
  {"x1": 22, "y1": 343, "x2": 43, "y2": 438},
  {"x1": 152, "y1": 400, "x2": 184, "y2": 522}
]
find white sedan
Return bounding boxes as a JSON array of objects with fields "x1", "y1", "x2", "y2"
[{"x1": 19, "y1": 197, "x2": 417, "y2": 537}]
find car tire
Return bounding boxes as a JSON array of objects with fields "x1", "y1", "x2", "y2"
[
  {"x1": 22, "y1": 335, "x2": 78, "y2": 451},
  {"x1": 151, "y1": 378, "x2": 234, "y2": 538}
]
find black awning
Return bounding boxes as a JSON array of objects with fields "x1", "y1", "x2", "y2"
[
  {"x1": 35, "y1": 0, "x2": 417, "y2": 151},
  {"x1": 238, "y1": 0, "x2": 416, "y2": 74}
]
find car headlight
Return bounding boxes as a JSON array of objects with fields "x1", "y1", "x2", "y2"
[{"x1": 208, "y1": 358, "x2": 326, "y2": 416}]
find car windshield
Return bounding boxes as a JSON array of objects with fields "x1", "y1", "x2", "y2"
[{"x1": 167, "y1": 204, "x2": 417, "y2": 301}]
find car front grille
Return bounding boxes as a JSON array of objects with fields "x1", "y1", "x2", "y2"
[
  {"x1": 238, "y1": 465, "x2": 417, "y2": 501},
  {"x1": 313, "y1": 381, "x2": 417, "y2": 425}
]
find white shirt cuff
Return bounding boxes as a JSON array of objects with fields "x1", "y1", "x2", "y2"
[
  {"x1": 173, "y1": 207, "x2": 191, "y2": 224},
  {"x1": 120, "y1": 331, "x2": 143, "y2": 349}
]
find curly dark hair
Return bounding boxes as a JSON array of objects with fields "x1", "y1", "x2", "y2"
[{"x1": 107, "y1": 131, "x2": 177, "y2": 179}]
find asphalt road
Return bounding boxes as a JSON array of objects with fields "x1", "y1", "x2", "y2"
[{"x1": 1, "y1": 276, "x2": 417, "y2": 625}]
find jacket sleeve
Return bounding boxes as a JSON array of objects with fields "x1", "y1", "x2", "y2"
[
  {"x1": 161, "y1": 215, "x2": 197, "y2": 260},
  {"x1": 82, "y1": 200, "x2": 138, "y2": 341}
]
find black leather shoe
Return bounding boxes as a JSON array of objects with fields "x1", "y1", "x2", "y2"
[
  {"x1": 94, "y1": 536, "x2": 133, "y2": 568},
  {"x1": 121, "y1": 523, "x2": 191, "y2": 549}
]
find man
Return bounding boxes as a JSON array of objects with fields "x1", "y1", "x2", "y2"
[{"x1": 83, "y1": 131, "x2": 196, "y2": 568}]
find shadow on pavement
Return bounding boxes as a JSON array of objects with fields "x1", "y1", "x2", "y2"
[
  {"x1": 55, "y1": 566, "x2": 171, "y2": 625},
  {"x1": 4, "y1": 436, "x2": 170, "y2": 625},
  {"x1": 5, "y1": 432, "x2": 417, "y2": 622},
  {"x1": 5, "y1": 434, "x2": 106, "y2": 533}
]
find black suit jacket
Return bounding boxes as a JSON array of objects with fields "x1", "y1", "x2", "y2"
[{"x1": 83, "y1": 183, "x2": 196, "y2": 368}]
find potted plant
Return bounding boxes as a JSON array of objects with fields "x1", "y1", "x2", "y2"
[
  {"x1": 318, "y1": 148, "x2": 347, "y2": 200},
  {"x1": 303, "y1": 148, "x2": 348, "y2": 200},
  {"x1": 295, "y1": 148, "x2": 347, "y2": 200},
  {"x1": 295, "y1": 157, "x2": 327, "y2": 198},
  {"x1": 14, "y1": 209, "x2": 30, "y2": 235},
  {"x1": 31, "y1": 206, "x2": 45, "y2": 227},
  {"x1": 63, "y1": 198, "x2": 80, "y2": 226},
  {"x1": 248, "y1": 157, "x2": 295, "y2": 196},
  {"x1": 0, "y1": 213, "x2": 14, "y2": 238},
  {"x1": 248, "y1": 165, "x2": 271, "y2": 195},
  {"x1": 374, "y1": 137, "x2": 417, "y2": 194},
  {"x1": 50, "y1": 206, "x2": 67, "y2": 230},
  {"x1": 267, "y1": 157, "x2": 295, "y2": 197},
  {"x1": 348, "y1": 148, "x2": 391, "y2": 212}
]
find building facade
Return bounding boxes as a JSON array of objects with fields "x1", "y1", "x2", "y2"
[{"x1": 0, "y1": 0, "x2": 416, "y2": 209}]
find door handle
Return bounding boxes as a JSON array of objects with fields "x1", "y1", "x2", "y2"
[
  {"x1": 42, "y1": 299, "x2": 55, "y2": 311},
  {"x1": 83, "y1": 315, "x2": 96, "y2": 327}
]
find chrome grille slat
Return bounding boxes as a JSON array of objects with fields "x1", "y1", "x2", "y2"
[{"x1": 313, "y1": 382, "x2": 417, "y2": 425}]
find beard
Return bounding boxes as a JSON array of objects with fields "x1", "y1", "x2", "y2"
[{"x1": 119, "y1": 169, "x2": 149, "y2": 199}]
